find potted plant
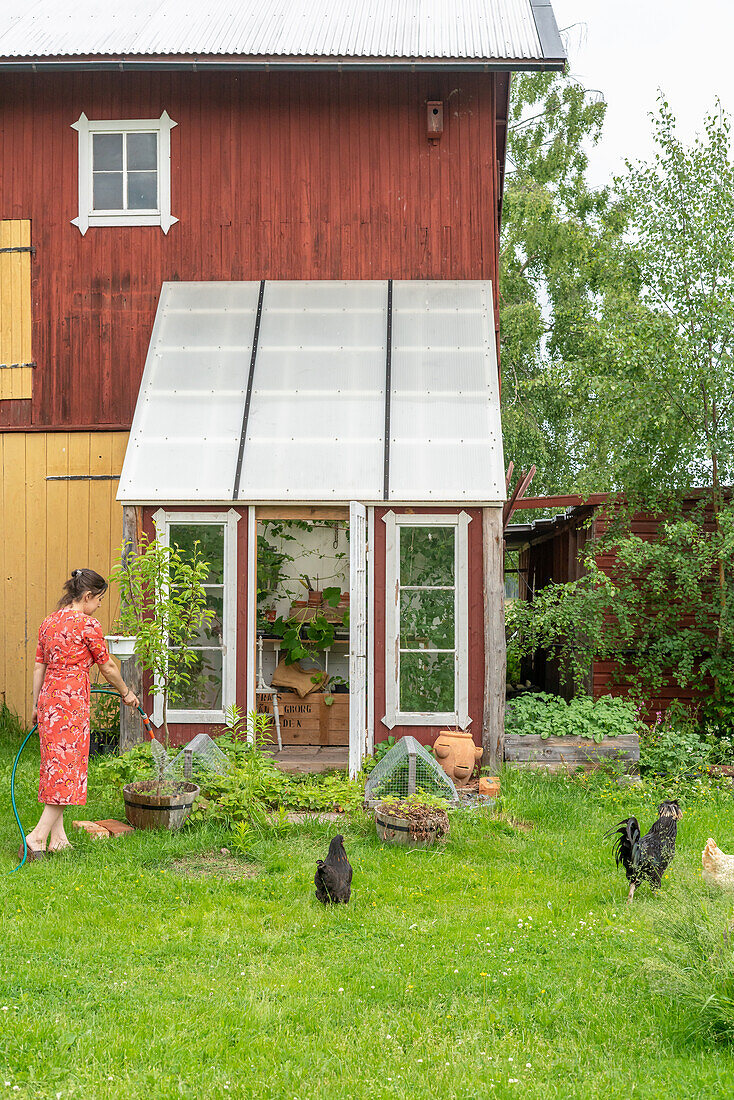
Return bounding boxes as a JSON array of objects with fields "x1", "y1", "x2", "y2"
[
  {"x1": 104, "y1": 615, "x2": 138, "y2": 658},
  {"x1": 374, "y1": 794, "x2": 451, "y2": 848},
  {"x1": 109, "y1": 530, "x2": 214, "y2": 829}
]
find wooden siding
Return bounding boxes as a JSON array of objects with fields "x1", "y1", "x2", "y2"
[
  {"x1": 0, "y1": 431, "x2": 128, "y2": 722},
  {"x1": 0, "y1": 71, "x2": 500, "y2": 430},
  {"x1": 0, "y1": 220, "x2": 33, "y2": 400}
]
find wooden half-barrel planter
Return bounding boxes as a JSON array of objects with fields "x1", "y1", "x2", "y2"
[
  {"x1": 504, "y1": 734, "x2": 639, "y2": 773},
  {"x1": 123, "y1": 780, "x2": 200, "y2": 830}
]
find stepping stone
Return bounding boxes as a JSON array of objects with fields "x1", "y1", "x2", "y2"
[
  {"x1": 95, "y1": 819, "x2": 135, "y2": 836},
  {"x1": 72, "y1": 820, "x2": 110, "y2": 838}
]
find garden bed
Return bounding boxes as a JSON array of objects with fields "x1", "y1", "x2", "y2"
[{"x1": 504, "y1": 732, "x2": 640, "y2": 772}]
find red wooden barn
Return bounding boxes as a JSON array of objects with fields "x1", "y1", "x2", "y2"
[{"x1": 0, "y1": 0, "x2": 565, "y2": 774}]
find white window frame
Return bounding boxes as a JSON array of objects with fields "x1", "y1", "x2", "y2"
[
  {"x1": 152, "y1": 508, "x2": 239, "y2": 726},
  {"x1": 71, "y1": 111, "x2": 177, "y2": 235},
  {"x1": 383, "y1": 511, "x2": 471, "y2": 730}
]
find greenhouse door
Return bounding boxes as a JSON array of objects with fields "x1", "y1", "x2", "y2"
[{"x1": 349, "y1": 501, "x2": 368, "y2": 778}]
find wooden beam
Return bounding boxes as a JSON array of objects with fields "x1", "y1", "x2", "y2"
[
  {"x1": 254, "y1": 506, "x2": 349, "y2": 521},
  {"x1": 513, "y1": 493, "x2": 611, "y2": 511},
  {"x1": 119, "y1": 504, "x2": 144, "y2": 752},
  {"x1": 482, "y1": 507, "x2": 505, "y2": 771}
]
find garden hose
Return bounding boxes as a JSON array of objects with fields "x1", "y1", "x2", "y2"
[{"x1": 9, "y1": 687, "x2": 154, "y2": 873}]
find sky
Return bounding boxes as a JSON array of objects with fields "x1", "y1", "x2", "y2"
[{"x1": 548, "y1": 0, "x2": 734, "y2": 187}]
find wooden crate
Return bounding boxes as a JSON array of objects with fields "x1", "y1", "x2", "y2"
[
  {"x1": 504, "y1": 733, "x2": 639, "y2": 772},
  {"x1": 257, "y1": 692, "x2": 349, "y2": 746}
]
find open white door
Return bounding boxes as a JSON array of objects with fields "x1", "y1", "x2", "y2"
[{"x1": 349, "y1": 501, "x2": 368, "y2": 778}]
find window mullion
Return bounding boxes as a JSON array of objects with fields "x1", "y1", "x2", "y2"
[{"x1": 121, "y1": 132, "x2": 128, "y2": 212}]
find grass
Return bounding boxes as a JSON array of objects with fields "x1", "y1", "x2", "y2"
[{"x1": 3, "y1": 725, "x2": 734, "y2": 1098}]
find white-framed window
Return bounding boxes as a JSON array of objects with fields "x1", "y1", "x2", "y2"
[
  {"x1": 152, "y1": 509, "x2": 239, "y2": 725},
  {"x1": 383, "y1": 511, "x2": 471, "y2": 729},
  {"x1": 71, "y1": 111, "x2": 177, "y2": 235}
]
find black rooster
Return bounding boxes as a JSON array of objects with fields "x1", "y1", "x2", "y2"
[
  {"x1": 314, "y1": 834, "x2": 352, "y2": 905},
  {"x1": 605, "y1": 800, "x2": 683, "y2": 903}
]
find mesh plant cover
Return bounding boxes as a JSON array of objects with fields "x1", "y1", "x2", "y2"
[
  {"x1": 163, "y1": 733, "x2": 231, "y2": 781},
  {"x1": 365, "y1": 736, "x2": 457, "y2": 804}
]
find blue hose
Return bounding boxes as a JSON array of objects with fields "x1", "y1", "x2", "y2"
[{"x1": 9, "y1": 686, "x2": 151, "y2": 873}]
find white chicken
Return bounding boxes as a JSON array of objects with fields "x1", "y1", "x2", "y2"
[{"x1": 702, "y1": 838, "x2": 734, "y2": 889}]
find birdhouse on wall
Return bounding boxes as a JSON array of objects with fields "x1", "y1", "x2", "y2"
[{"x1": 427, "y1": 101, "x2": 444, "y2": 143}]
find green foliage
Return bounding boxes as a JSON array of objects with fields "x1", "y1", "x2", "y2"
[
  {"x1": 0, "y1": 701, "x2": 26, "y2": 742},
  {"x1": 502, "y1": 85, "x2": 734, "y2": 502},
  {"x1": 508, "y1": 503, "x2": 734, "y2": 732},
  {"x1": 500, "y1": 70, "x2": 628, "y2": 494},
  {"x1": 598, "y1": 100, "x2": 734, "y2": 495},
  {"x1": 109, "y1": 530, "x2": 214, "y2": 747},
  {"x1": 89, "y1": 690, "x2": 121, "y2": 754},
  {"x1": 505, "y1": 691, "x2": 639, "y2": 743},
  {"x1": 638, "y1": 704, "x2": 734, "y2": 778}
]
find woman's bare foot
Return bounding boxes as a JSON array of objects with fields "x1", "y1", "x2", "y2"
[
  {"x1": 48, "y1": 836, "x2": 73, "y2": 852},
  {"x1": 24, "y1": 833, "x2": 47, "y2": 853}
]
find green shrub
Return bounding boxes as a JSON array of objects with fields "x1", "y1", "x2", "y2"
[
  {"x1": 637, "y1": 703, "x2": 734, "y2": 777},
  {"x1": 505, "y1": 691, "x2": 639, "y2": 742},
  {"x1": 92, "y1": 730, "x2": 364, "y2": 827}
]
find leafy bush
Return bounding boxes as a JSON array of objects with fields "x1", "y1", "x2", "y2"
[
  {"x1": 505, "y1": 692, "x2": 639, "y2": 742},
  {"x1": 638, "y1": 703, "x2": 734, "y2": 777},
  {"x1": 92, "y1": 729, "x2": 364, "y2": 827}
]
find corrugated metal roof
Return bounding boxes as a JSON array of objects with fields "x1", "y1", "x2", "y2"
[
  {"x1": 0, "y1": 0, "x2": 562, "y2": 65},
  {"x1": 118, "y1": 279, "x2": 506, "y2": 505}
]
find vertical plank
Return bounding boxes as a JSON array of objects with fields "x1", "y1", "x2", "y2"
[
  {"x1": 482, "y1": 507, "x2": 506, "y2": 770},
  {"x1": 45, "y1": 432, "x2": 70, "y2": 620},
  {"x1": 0, "y1": 221, "x2": 32, "y2": 401},
  {"x1": 24, "y1": 433, "x2": 48, "y2": 679},
  {"x1": 3, "y1": 433, "x2": 28, "y2": 717},
  {"x1": 67, "y1": 432, "x2": 91, "y2": 574},
  {"x1": 88, "y1": 433, "x2": 115, "y2": 633}
]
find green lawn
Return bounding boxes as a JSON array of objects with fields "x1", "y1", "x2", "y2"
[{"x1": 3, "y1": 732, "x2": 734, "y2": 1099}]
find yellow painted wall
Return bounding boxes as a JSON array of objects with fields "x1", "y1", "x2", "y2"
[
  {"x1": 0, "y1": 220, "x2": 33, "y2": 400},
  {"x1": 0, "y1": 431, "x2": 129, "y2": 724}
]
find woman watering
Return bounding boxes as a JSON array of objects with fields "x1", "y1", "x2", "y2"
[{"x1": 23, "y1": 568, "x2": 140, "y2": 859}]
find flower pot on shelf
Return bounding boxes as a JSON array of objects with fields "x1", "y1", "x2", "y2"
[
  {"x1": 122, "y1": 780, "x2": 200, "y2": 830},
  {"x1": 105, "y1": 634, "x2": 137, "y2": 658}
]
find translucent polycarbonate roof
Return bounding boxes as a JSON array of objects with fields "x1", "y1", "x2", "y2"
[{"x1": 117, "y1": 280, "x2": 505, "y2": 505}]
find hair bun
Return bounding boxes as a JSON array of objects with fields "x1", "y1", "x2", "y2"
[{"x1": 72, "y1": 569, "x2": 81, "y2": 578}]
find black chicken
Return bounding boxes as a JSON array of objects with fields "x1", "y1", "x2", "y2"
[
  {"x1": 314, "y1": 834, "x2": 352, "y2": 904},
  {"x1": 605, "y1": 800, "x2": 683, "y2": 903}
]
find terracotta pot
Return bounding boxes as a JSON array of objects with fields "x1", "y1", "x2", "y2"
[
  {"x1": 123, "y1": 780, "x2": 199, "y2": 831},
  {"x1": 479, "y1": 775, "x2": 500, "y2": 798},
  {"x1": 433, "y1": 730, "x2": 482, "y2": 787}
]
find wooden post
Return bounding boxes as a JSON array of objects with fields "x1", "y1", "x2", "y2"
[
  {"x1": 119, "y1": 505, "x2": 144, "y2": 753},
  {"x1": 482, "y1": 507, "x2": 506, "y2": 772}
]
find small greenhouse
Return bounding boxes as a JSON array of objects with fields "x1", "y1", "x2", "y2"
[{"x1": 118, "y1": 279, "x2": 506, "y2": 776}]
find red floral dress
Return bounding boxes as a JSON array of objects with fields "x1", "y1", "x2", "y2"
[{"x1": 35, "y1": 610, "x2": 110, "y2": 806}]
